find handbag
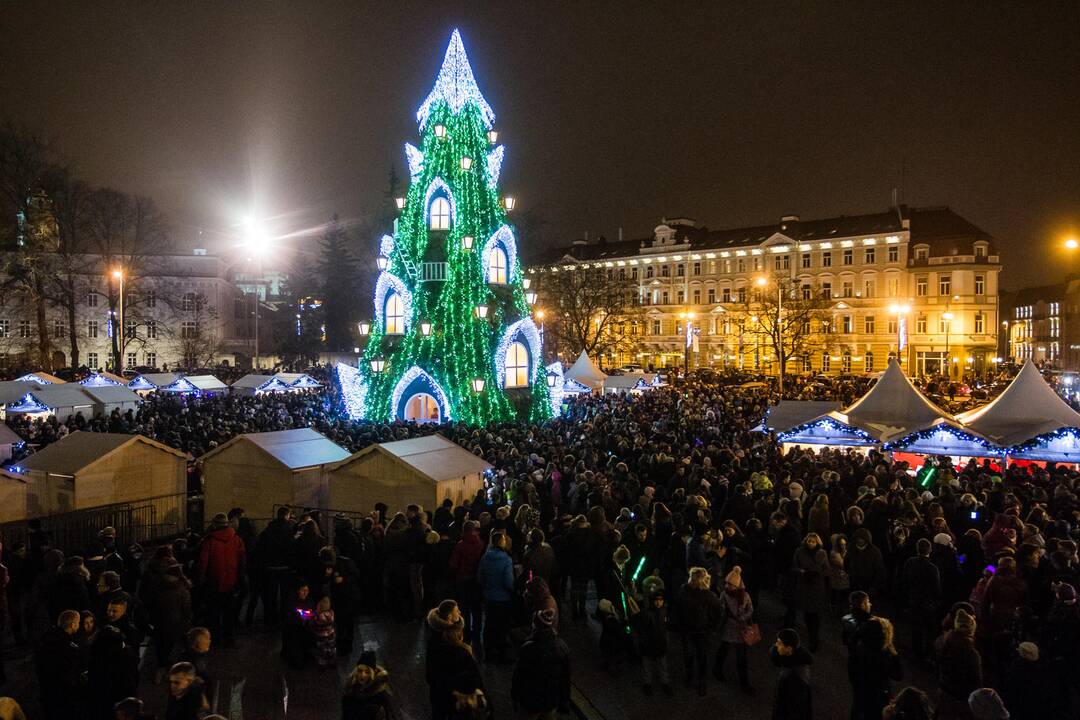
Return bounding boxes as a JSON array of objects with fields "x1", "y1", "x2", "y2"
[{"x1": 741, "y1": 622, "x2": 762, "y2": 646}]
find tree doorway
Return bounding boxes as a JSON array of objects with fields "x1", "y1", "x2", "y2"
[{"x1": 403, "y1": 393, "x2": 441, "y2": 423}]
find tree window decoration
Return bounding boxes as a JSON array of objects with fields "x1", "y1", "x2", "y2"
[
  {"x1": 385, "y1": 292, "x2": 405, "y2": 334},
  {"x1": 488, "y1": 245, "x2": 508, "y2": 284},
  {"x1": 429, "y1": 196, "x2": 451, "y2": 230},
  {"x1": 505, "y1": 341, "x2": 529, "y2": 388}
]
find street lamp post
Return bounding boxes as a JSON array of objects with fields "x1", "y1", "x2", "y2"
[{"x1": 112, "y1": 269, "x2": 124, "y2": 371}]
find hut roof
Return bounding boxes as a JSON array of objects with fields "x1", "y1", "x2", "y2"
[
  {"x1": 955, "y1": 360, "x2": 1080, "y2": 445},
  {"x1": 200, "y1": 428, "x2": 350, "y2": 470},
  {"x1": 78, "y1": 385, "x2": 143, "y2": 405},
  {"x1": 20, "y1": 432, "x2": 186, "y2": 475},
  {"x1": 759, "y1": 400, "x2": 844, "y2": 433},
  {"x1": 331, "y1": 434, "x2": 491, "y2": 483}
]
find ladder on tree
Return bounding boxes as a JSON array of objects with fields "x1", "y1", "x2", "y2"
[{"x1": 398, "y1": 254, "x2": 419, "y2": 282}]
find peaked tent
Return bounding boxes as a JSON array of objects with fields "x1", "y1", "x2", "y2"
[
  {"x1": 230, "y1": 374, "x2": 290, "y2": 396},
  {"x1": 758, "y1": 400, "x2": 843, "y2": 433},
  {"x1": 956, "y1": 360, "x2": 1080, "y2": 448},
  {"x1": 17, "y1": 371, "x2": 65, "y2": 385},
  {"x1": 842, "y1": 359, "x2": 950, "y2": 441},
  {"x1": 3, "y1": 385, "x2": 95, "y2": 420},
  {"x1": 884, "y1": 418, "x2": 1001, "y2": 458},
  {"x1": 161, "y1": 375, "x2": 229, "y2": 394},
  {"x1": 128, "y1": 373, "x2": 181, "y2": 393},
  {"x1": 328, "y1": 434, "x2": 492, "y2": 512},
  {"x1": 79, "y1": 371, "x2": 126, "y2": 387},
  {"x1": 274, "y1": 372, "x2": 322, "y2": 389},
  {"x1": 564, "y1": 350, "x2": 606, "y2": 391}
]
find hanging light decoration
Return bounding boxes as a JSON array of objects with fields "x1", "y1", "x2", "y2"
[
  {"x1": 471, "y1": 377, "x2": 486, "y2": 393},
  {"x1": 503, "y1": 197, "x2": 516, "y2": 211},
  {"x1": 487, "y1": 129, "x2": 498, "y2": 144},
  {"x1": 525, "y1": 290, "x2": 538, "y2": 305},
  {"x1": 522, "y1": 278, "x2": 531, "y2": 290},
  {"x1": 376, "y1": 256, "x2": 389, "y2": 271},
  {"x1": 474, "y1": 304, "x2": 489, "y2": 319},
  {"x1": 420, "y1": 319, "x2": 433, "y2": 337},
  {"x1": 460, "y1": 156, "x2": 473, "y2": 170},
  {"x1": 370, "y1": 357, "x2": 386, "y2": 373},
  {"x1": 395, "y1": 197, "x2": 405, "y2": 209},
  {"x1": 434, "y1": 124, "x2": 447, "y2": 139},
  {"x1": 546, "y1": 372, "x2": 558, "y2": 388},
  {"x1": 462, "y1": 235, "x2": 474, "y2": 251},
  {"x1": 358, "y1": 321, "x2": 371, "y2": 336}
]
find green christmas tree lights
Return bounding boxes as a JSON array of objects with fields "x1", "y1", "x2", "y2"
[{"x1": 337, "y1": 29, "x2": 551, "y2": 425}]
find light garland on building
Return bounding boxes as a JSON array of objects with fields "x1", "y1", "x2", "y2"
[
  {"x1": 494, "y1": 317, "x2": 542, "y2": 389},
  {"x1": 405, "y1": 143, "x2": 424, "y2": 181},
  {"x1": 416, "y1": 29, "x2": 495, "y2": 131},
  {"x1": 482, "y1": 225, "x2": 518, "y2": 284},
  {"x1": 16, "y1": 373, "x2": 52, "y2": 385},
  {"x1": 79, "y1": 373, "x2": 122, "y2": 387},
  {"x1": 485, "y1": 145, "x2": 504, "y2": 188},
  {"x1": 5, "y1": 392, "x2": 51, "y2": 414},
  {"x1": 1008, "y1": 426, "x2": 1080, "y2": 458},
  {"x1": 777, "y1": 416, "x2": 878, "y2": 445},
  {"x1": 545, "y1": 361, "x2": 565, "y2": 416},
  {"x1": 883, "y1": 423, "x2": 1002, "y2": 455}
]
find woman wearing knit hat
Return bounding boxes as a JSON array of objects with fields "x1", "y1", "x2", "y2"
[
  {"x1": 968, "y1": 688, "x2": 1010, "y2": 720},
  {"x1": 791, "y1": 533, "x2": 830, "y2": 652},
  {"x1": 714, "y1": 566, "x2": 756, "y2": 695},
  {"x1": 935, "y1": 607, "x2": 983, "y2": 720},
  {"x1": 676, "y1": 567, "x2": 722, "y2": 696}
]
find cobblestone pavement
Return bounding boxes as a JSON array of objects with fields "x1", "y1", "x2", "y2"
[{"x1": 0, "y1": 591, "x2": 933, "y2": 719}]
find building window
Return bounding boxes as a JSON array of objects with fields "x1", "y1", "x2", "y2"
[
  {"x1": 182, "y1": 293, "x2": 196, "y2": 311},
  {"x1": 662, "y1": 291, "x2": 670, "y2": 305},
  {"x1": 146, "y1": 352, "x2": 156, "y2": 368},
  {"x1": 843, "y1": 249, "x2": 853, "y2": 266},
  {"x1": 888, "y1": 246, "x2": 899, "y2": 262},
  {"x1": 124, "y1": 320, "x2": 136, "y2": 339},
  {"x1": 975, "y1": 244, "x2": 987, "y2": 258},
  {"x1": 865, "y1": 352, "x2": 874, "y2": 372},
  {"x1": 864, "y1": 278, "x2": 875, "y2": 298},
  {"x1": 505, "y1": 341, "x2": 529, "y2": 388},
  {"x1": 939, "y1": 316, "x2": 950, "y2": 334},
  {"x1": 821, "y1": 252, "x2": 832, "y2": 268},
  {"x1": 147, "y1": 291, "x2": 156, "y2": 309},
  {"x1": 429, "y1": 196, "x2": 451, "y2": 230},
  {"x1": 724, "y1": 260, "x2": 732, "y2": 273},
  {"x1": 0, "y1": 320, "x2": 9, "y2": 338},
  {"x1": 802, "y1": 253, "x2": 811, "y2": 269},
  {"x1": 677, "y1": 290, "x2": 685, "y2": 304},
  {"x1": 384, "y1": 292, "x2": 405, "y2": 335},
  {"x1": 801, "y1": 284, "x2": 811, "y2": 300},
  {"x1": 660, "y1": 265, "x2": 669, "y2": 278},
  {"x1": 87, "y1": 352, "x2": 98, "y2": 368},
  {"x1": 692, "y1": 289, "x2": 701, "y2": 304},
  {"x1": 975, "y1": 313, "x2": 985, "y2": 334},
  {"x1": 753, "y1": 257, "x2": 761, "y2": 271},
  {"x1": 17, "y1": 320, "x2": 30, "y2": 338},
  {"x1": 87, "y1": 291, "x2": 98, "y2": 307},
  {"x1": 652, "y1": 320, "x2": 661, "y2": 335},
  {"x1": 737, "y1": 288, "x2": 746, "y2": 303},
  {"x1": 126, "y1": 352, "x2": 137, "y2": 369},
  {"x1": 737, "y1": 259, "x2": 746, "y2": 273},
  {"x1": 842, "y1": 315, "x2": 853, "y2": 334},
  {"x1": 916, "y1": 316, "x2": 927, "y2": 334},
  {"x1": 676, "y1": 264, "x2": 685, "y2": 277},
  {"x1": 821, "y1": 282, "x2": 831, "y2": 300},
  {"x1": 865, "y1": 248, "x2": 876, "y2": 264},
  {"x1": 645, "y1": 266, "x2": 654, "y2": 279},
  {"x1": 181, "y1": 321, "x2": 198, "y2": 339},
  {"x1": 842, "y1": 353, "x2": 852, "y2": 373},
  {"x1": 939, "y1": 275, "x2": 951, "y2": 296},
  {"x1": 707, "y1": 288, "x2": 716, "y2": 303},
  {"x1": 842, "y1": 281, "x2": 854, "y2": 298},
  {"x1": 888, "y1": 318, "x2": 897, "y2": 334},
  {"x1": 722, "y1": 288, "x2": 731, "y2": 303},
  {"x1": 487, "y1": 246, "x2": 508, "y2": 284},
  {"x1": 822, "y1": 353, "x2": 831, "y2": 372},
  {"x1": 693, "y1": 261, "x2": 701, "y2": 276},
  {"x1": 87, "y1": 320, "x2": 99, "y2": 338},
  {"x1": 915, "y1": 247, "x2": 928, "y2": 260},
  {"x1": 916, "y1": 277, "x2": 928, "y2": 296},
  {"x1": 53, "y1": 319, "x2": 64, "y2": 338},
  {"x1": 802, "y1": 355, "x2": 813, "y2": 372},
  {"x1": 887, "y1": 276, "x2": 899, "y2": 297},
  {"x1": 975, "y1": 274, "x2": 985, "y2": 295},
  {"x1": 147, "y1": 320, "x2": 157, "y2": 339},
  {"x1": 864, "y1": 316, "x2": 875, "y2": 334}
]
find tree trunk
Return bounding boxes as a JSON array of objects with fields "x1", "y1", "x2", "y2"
[
  {"x1": 33, "y1": 275, "x2": 51, "y2": 370},
  {"x1": 66, "y1": 272, "x2": 80, "y2": 369}
]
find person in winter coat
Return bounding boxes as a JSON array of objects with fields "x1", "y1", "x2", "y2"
[
  {"x1": 847, "y1": 528, "x2": 886, "y2": 600},
  {"x1": 967, "y1": 688, "x2": 1011, "y2": 720},
  {"x1": 851, "y1": 617, "x2": 903, "y2": 720},
  {"x1": 715, "y1": 566, "x2": 755, "y2": 694},
  {"x1": 676, "y1": 566, "x2": 722, "y2": 696},
  {"x1": 253, "y1": 506, "x2": 295, "y2": 626},
  {"x1": 828, "y1": 534, "x2": 851, "y2": 610},
  {"x1": 342, "y1": 651, "x2": 393, "y2": 720},
  {"x1": 980, "y1": 556, "x2": 1026, "y2": 673},
  {"x1": 902, "y1": 538, "x2": 941, "y2": 662},
  {"x1": 631, "y1": 588, "x2": 671, "y2": 696},
  {"x1": 770, "y1": 628, "x2": 812, "y2": 720},
  {"x1": 427, "y1": 599, "x2": 465, "y2": 720},
  {"x1": 1002, "y1": 642, "x2": 1048, "y2": 720},
  {"x1": 807, "y1": 495, "x2": 831, "y2": 546},
  {"x1": 564, "y1": 516, "x2": 593, "y2": 620},
  {"x1": 882, "y1": 687, "x2": 933, "y2": 720},
  {"x1": 35, "y1": 610, "x2": 84, "y2": 720},
  {"x1": 512, "y1": 609, "x2": 570, "y2": 717},
  {"x1": 87, "y1": 625, "x2": 139, "y2": 720},
  {"x1": 280, "y1": 582, "x2": 315, "y2": 668},
  {"x1": 791, "y1": 533, "x2": 829, "y2": 651},
  {"x1": 935, "y1": 608, "x2": 983, "y2": 720},
  {"x1": 524, "y1": 576, "x2": 558, "y2": 629},
  {"x1": 448, "y1": 521, "x2": 485, "y2": 645},
  {"x1": 48, "y1": 556, "x2": 91, "y2": 621},
  {"x1": 140, "y1": 554, "x2": 192, "y2": 680},
  {"x1": 164, "y1": 661, "x2": 209, "y2": 720},
  {"x1": 195, "y1": 512, "x2": 246, "y2": 646},
  {"x1": 316, "y1": 546, "x2": 360, "y2": 656},
  {"x1": 477, "y1": 532, "x2": 514, "y2": 663},
  {"x1": 523, "y1": 529, "x2": 557, "y2": 586}
]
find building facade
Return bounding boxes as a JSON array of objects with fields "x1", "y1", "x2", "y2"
[
  {"x1": 1002, "y1": 282, "x2": 1075, "y2": 368},
  {"x1": 528, "y1": 205, "x2": 1002, "y2": 378},
  {"x1": 0, "y1": 250, "x2": 272, "y2": 373}
]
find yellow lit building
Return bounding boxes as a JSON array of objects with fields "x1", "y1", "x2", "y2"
[{"x1": 527, "y1": 206, "x2": 1001, "y2": 378}]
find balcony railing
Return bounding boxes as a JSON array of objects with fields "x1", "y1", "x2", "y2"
[{"x1": 421, "y1": 262, "x2": 448, "y2": 282}]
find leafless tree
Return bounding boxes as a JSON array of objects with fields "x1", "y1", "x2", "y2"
[{"x1": 540, "y1": 266, "x2": 644, "y2": 369}]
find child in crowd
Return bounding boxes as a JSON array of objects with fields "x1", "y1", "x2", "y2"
[
  {"x1": 178, "y1": 626, "x2": 213, "y2": 697},
  {"x1": 310, "y1": 595, "x2": 337, "y2": 668}
]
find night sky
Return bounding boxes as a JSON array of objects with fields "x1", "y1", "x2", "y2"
[{"x1": 1, "y1": 2, "x2": 1077, "y2": 289}]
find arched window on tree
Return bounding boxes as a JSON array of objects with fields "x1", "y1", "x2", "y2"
[
  {"x1": 385, "y1": 292, "x2": 405, "y2": 334},
  {"x1": 505, "y1": 341, "x2": 529, "y2": 388},
  {"x1": 429, "y1": 197, "x2": 451, "y2": 230},
  {"x1": 487, "y1": 245, "x2": 508, "y2": 284}
]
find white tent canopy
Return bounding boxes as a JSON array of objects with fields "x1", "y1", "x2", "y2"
[
  {"x1": 843, "y1": 359, "x2": 950, "y2": 441},
  {"x1": 759, "y1": 400, "x2": 843, "y2": 433},
  {"x1": 564, "y1": 350, "x2": 606, "y2": 390},
  {"x1": 956, "y1": 360, "x2": 1080, "y2": 446}
]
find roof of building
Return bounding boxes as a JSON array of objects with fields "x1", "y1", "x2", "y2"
[
  {"x1": 529, "y1": 206, "x2": 994, "y2": 265},
  {"x1": 564, "y1": 350, "x2": 606, "y2": 388},
  {"x1": 17, "y1": 371, "x2": 65, "y2": 384},
  {"x1": 759, "y1": 400, "x2": 844, "y2": 433},
  {"x1": 78, "y1": 385, "x2": 143, "y2": 404},
  {"x1": 20, "y1": 431, "x2": 186, "y2": 475},
  {"x1": 199, "y1": 428, "x2": 350, "y2": 470},
  {"x1": 79, "y1": 371, "x2": 126, "y2": 387},
  {"x1": 22, "y1": 385, "x2": 95, "y2": 409},
  {"x1": 330, "y1": 434, "x2": 491, "y2": 483},
  {"x1": 129, "y1": 373, "x2": 182, "y2": 389},
  {"x1": 274, "y1": 373, "x2": 321, "y2": 387},
  {"x1": 180, "y1": 375, "x2": 229, "y2": 391},
  {"x1": 955, "y1": 360, "x2": 1080, "y2": 446},
  {"x1": 0, "y1": 380, "x2": 43, "y2": 405}
]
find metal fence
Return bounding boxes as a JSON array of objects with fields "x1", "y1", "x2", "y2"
[
  {"x1": 0, "y1": 493, "x2": 200, "y2": 553},
  {"x1": 271, "y1": 504, "x2": 373, "y2": 547}
]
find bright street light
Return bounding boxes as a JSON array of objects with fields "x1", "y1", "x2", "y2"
[{"x1": 1066, "y1": 237, "x2": 1079, "y2": 250}]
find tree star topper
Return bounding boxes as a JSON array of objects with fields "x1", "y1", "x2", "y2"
[{"x1": 416, "y1": 28, "x2": 495, "y2": 130}]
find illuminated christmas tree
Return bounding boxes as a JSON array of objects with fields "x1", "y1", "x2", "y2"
[{"x1": 337, "y1": 29, "x2": 552, "y2": 424}]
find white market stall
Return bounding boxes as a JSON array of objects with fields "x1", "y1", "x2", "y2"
[
  {"x1": 230, "y1": 374, "x2": 292, "y2": 396},
  {"x1": 79, "y1": 385, "x2": 144, "y2": 416},
  {"x1": 274, "y1": 373, "x2": 322, "y2": 390},
  {"x1": 3, "y1": 385, "x2": 95, "y2": 421},
  {"x1": 16, "y1": 371, "x2": 65, "y2": 385},
  {"x1": 79, "y1": 371, "x2": 127, "y2": 388},
  {"x1": 128, "y1": 373, "x2": 182, "y2": 394},
  {"x1": 564, "y1": 350, "x2": 606, "y2": 392},
  {"x1": 160, "y1": 375, "x2": 229, "y2": 396}
]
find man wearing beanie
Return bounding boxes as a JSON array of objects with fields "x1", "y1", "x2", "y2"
[
  {"x1": 195, "y1": 512, "x2": 246, "y2": 646},
  {"x1": 968, "y1": 688, "x2": 1010, "y2": 720},
  {"x1": 937, "y1": 608, "x2": 983, "y2": 720},
  {"x1": 512, "y1": 609, "x2": 570, "y2": 719},
  {"x1": 770, "y1": 628, "x2": 812, "y2": 720},
  {"x1": 1004, "y1": 642, "x2": 1049, "y2": 720}
]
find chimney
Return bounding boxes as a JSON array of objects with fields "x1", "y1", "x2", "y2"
[{"x1": 780, "y1": 214, "x2": 800, "y2": 233}]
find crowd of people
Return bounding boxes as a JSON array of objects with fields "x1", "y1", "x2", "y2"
[{"x1": 0, "y1": 374, "x2": 1077, "y2": 719}]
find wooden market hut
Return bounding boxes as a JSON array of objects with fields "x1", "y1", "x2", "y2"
[
  {"x1": 199, "y1": 428, "x2": 350, "y2": 519},
  {"x1": 79, "y1": 385, "x2": 143, "y2": 416},
  {"x1": 18, "y1": 431, "x2": 188, "y2": 518},
  {"x1": 0, "y1": 467, "x2": 29, "y2": 524},
  {"x1": 4, "y1": 384, "x2": 95, "y2": 421},
  {"x1": 0, "y1": 421, "x2": 23, "y2": 462},
  {"x1": 326, "y1": 434, "x2": 491, "y2": 513}
]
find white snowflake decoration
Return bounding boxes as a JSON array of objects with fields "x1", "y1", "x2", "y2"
[
  {"x1": 405, "y1": 143, "x2": 424, "y2": 181},
  {"x1": 379, "y1": 234, "x2": 395, "y2": 256},
  {"x1": 485, "y1": 145, "x2": 504, "y2": 189},
  {"x1": 416, "y1": 29, "x2": 495, "y2": 130}
]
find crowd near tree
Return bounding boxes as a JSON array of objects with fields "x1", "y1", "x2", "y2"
[{"x1": 0, "y1": 373, "x2": 1077, "y2": 720}]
